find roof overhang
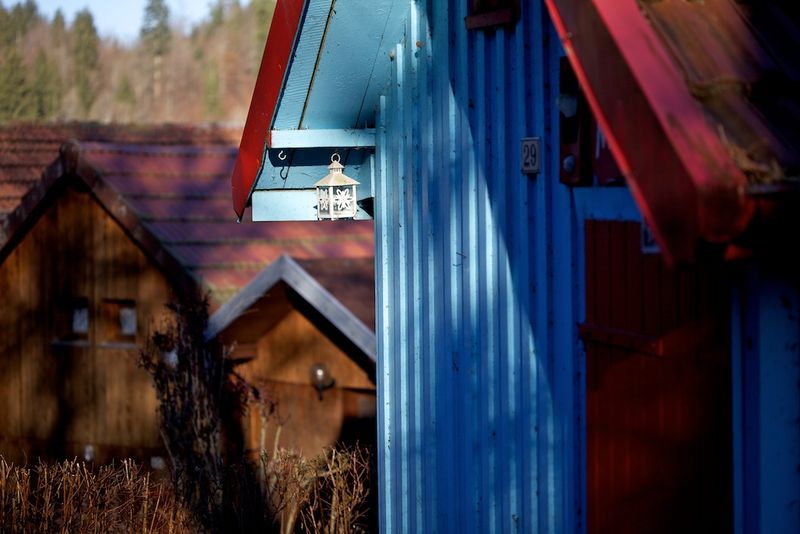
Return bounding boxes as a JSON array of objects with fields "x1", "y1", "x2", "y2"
[
  {"x1": 206, "y1": 254, "x2": 376, "y2": 376},
  {"x1": 544, "y1": 0, "x2": 757, "y2": 263},
  {"x1": 231, "y1": 0, "x2": 407, "y2": 220},
  {"x1": 0, "y1": 141, "x2": 199, "y2": 298}
]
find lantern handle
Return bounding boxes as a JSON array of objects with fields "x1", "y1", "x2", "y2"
[{"x1": 331, "y1": 153, "x2": 341, "y2": 163}]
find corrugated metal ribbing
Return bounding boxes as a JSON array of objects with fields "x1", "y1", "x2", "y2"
[{"x1": 375, "y1": 1, "x2": 577, "y2": 532}]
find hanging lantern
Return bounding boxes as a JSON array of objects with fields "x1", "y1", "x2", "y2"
[{"x1": 315, "y1": 153, "x2": 359, "y2": 220}]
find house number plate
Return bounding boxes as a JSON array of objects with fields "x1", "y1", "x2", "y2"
[{"x1": 521, "y1": 137, "x2": 541, "y2": 175}]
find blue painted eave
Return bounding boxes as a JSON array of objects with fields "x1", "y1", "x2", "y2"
[
  {"x1": 271, "y1": 0, "x2": 409, "y2": 132},
  {"x1": 253, "y1": 0, "x2": 408, "y2": 220}
]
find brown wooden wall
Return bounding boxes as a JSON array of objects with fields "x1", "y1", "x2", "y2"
[
  {"x1": 0, "y1": 182, "x2": 172, "y2": 464},
  {"x1": 583, "y1": 220, "x2": 732, "y2": 533},
  {"x1": 235, "y1": 309, "x2": 376, "y2": 457}
]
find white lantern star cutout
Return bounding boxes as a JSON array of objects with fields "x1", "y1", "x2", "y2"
[{"x1": 315, "y1": 153, "x2": 360, "y2": 220}]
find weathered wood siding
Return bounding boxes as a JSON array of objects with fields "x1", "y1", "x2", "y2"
[
  {"x1": 0, "y1": 181, "x2": 172, "y2": 463},
  {"x1": 236, "y1": 309, "x2": 375, "y2": 456}
]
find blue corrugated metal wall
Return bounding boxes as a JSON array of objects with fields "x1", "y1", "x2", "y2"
[{"x1": 374, "y1": 1, "x2": 581, "y2": 531}]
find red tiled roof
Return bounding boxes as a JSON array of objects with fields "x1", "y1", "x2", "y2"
[
  {"x1": 0, "y1": 123, "x2": 374, "y2": 306},
  {"x1": 298, "y1": 257, "x2": 376, "y2": 329}
]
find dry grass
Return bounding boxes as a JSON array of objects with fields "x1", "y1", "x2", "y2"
[
  {"x1": 0, "y1": 457, "x2": 194, "y2": 533},
  {"x1": 0, "y1": 447, "x2": 372, "y2": 534}
]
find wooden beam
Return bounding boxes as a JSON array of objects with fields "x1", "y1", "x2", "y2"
[{"x1": 270, "y1": 129, "x2": 376, "y2": 149}]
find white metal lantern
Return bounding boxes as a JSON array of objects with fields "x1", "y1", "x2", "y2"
[{"x1": 315, "y1": 153, "x2": 359, "y2": 220}]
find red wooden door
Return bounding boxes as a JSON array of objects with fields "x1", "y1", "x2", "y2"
[{"x1": 583, "y1": 221, "x2": 731, "y2": 533}]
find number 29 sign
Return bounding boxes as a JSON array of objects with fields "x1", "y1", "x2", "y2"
[{"x1": 521, "y1": 137, "x2": 541, "y2": 175}]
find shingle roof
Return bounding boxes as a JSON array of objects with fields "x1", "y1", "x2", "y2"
[{"x1": 0, "y1": 123, "x2": 374, "y2": 308}]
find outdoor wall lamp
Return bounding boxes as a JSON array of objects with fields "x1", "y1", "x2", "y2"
[
  {"x1": 315, "y1": 153, "x2": 359, "y2": 220},
  {"x1": 310, "y1": 362, "x2": 335, "y2": 400}
]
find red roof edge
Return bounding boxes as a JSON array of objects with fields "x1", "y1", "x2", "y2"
[
  {"x1": 232, "y1": 0, "x2": 306, "y2": 219},
  {"x1": 544, "y1": 0, "x2": 755, "y2": 263}
]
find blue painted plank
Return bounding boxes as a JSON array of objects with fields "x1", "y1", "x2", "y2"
[
  {"x1": 367, "y1": 1, "x2": 576, "y2": 532},
  {"x1": 574, "y1": 187, "x2": 641, "y2": 222},
  {"x1": 273, "y1": 0, "x2": 332, "y2": 130},
  {"x1": 375, "y1": 94, "x2": 393, "y2": 533},
  {"x1": 251, "y1": 189, "x2": 317, "y2": 220},
  {"x1": 754, "y1": 273, "x2": 800, "y2": 534},
  {"x1": 270, "y1": 128, "x2": 376, "y2": 149},
  {"x1": 301, "y1": 0, "x2": 407, "y2": 129}
]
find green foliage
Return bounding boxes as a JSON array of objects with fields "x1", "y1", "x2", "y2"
[
  {"x1": 0, "y1": 0, "x2": 276, "y2": 123},
  {"x1": 115, "y1": 73, "x2": 136, "y2": 106},
  {"x1": 204, "y1": 63, "x2": 221, "y2": 120},
  {"x1": 0, "y1": 48, "x2": 34, "y2": 121},
  {"x1": 72, "y1": 8, "x2": 99, "y2": 116},
  {"x1": 141, "y1": 0, "x2": 171, "y2": 57},
  {"x1": 208, "y1": 1, "x2": 225, "y2": 31},
  {"x1": 32, "y1": 48, "x2": 61, "y2": 119},
  {"x1": 252, "y1": 0, "x2": 275, "y2": 50},
  {"x1": 52, "y1": 7, "x2": 65, "y2": 40},
  {"x1": 9, "y1": 0, "x2": 38, "y2": 36},
  {"x1": 0, "y1": 3, "x2": 15, "y2": 48}
]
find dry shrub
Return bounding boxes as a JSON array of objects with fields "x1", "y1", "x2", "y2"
[
  {"x1": 139, "y1": 297, "x2": 259, "y2": 532},
  {"x1": 0, "y1": 457, "x2": 193, "y2": 533},
  {"x1": 300, "y1": 446, "x2": 371, "y2": 534},
  {"x1": 258, "y1": 445, "x2": 371, "y2": 534},
  {"x1": 139, "y1": 296, "x2": 373, "y2": 533}
]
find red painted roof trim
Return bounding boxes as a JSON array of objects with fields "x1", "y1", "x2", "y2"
[
  {"x1": 231, "y1": 0, "x2": 306, "y2": 219},
  {"x1": 544, "y1": 0, "x2": 755, "y2": 263}
]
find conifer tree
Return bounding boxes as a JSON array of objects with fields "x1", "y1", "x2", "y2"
[
  {"x1": 0, "y1": 49, "x2": 34, "y2": 121},
  {"x1": 72, "y1": 8, "x2": 99, "y2": 116},
  {"x1": 10, "y1": 0, "x2": 38, "y2": 37},
  {"x1": 32, "y1": 49, "x2": 61, "y2": 119},
  {"x1": 204, "y1": 63, "x2": 221, "y2": 120},
  {"x1": 52, "y1": 8, "x2": 65, "y2": 41},
  {"x1": 141, "y1": 0, "x2": 171, "y2": 105},
  {"x1": 141, "y1": 0, "x2": 171, "y2": 57},
  {"x1": 115, "y1": 73, "x2": 137, "y2": 121},
  {"x1": 252, "y1": 0, "x2": 274, "y2": 50},
  {"x1": 0, "y1": 3, "x2": 14, "y2": 48},
  {"x1": 115, "y1": 73, "x2": 136, "y2": 106}
]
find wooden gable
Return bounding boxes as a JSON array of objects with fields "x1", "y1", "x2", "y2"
[{"x1": 0, "y1": 180, "x2": 172, "y2": 463}]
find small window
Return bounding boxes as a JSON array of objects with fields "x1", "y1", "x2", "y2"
[
  {"x1": 71, "y1": 299, "x2": 90, "y2": 336},
  {"x1": 119, "y1": 305, "x2": 137, "y2": 336},
  {"x1": 102, "y1": 299, "x2": 137, "y2": 341},
  {"x1": 465, "y1": 0, "x2": 519, "y2": 30}
]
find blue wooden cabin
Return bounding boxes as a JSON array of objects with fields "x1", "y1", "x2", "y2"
[{"x1": 230, "y1": 1, "x2": 800, "y2": 532}]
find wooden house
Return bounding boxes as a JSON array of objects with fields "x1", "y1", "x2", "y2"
[
  {"x1": 231, "y1": 1, "x2": 800, "y2": 532},
  {"x1": 208, "y1": 254, "x2": 376, "y2": 457},
  {"x1": 0, "y1": 124, "x2": 375, "y2": 465}
]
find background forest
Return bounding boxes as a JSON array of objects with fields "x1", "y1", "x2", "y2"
[{"x1": 0, "y1": 0, "x2": 275, "y2": 124}]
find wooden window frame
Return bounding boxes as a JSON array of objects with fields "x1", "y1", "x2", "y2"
[
  {"x1": 55, "y1": 296, "x2": 90, "y2": 341},
  {"x1": 100, "y1": 298, "x2": 138, "y2": 343}
]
